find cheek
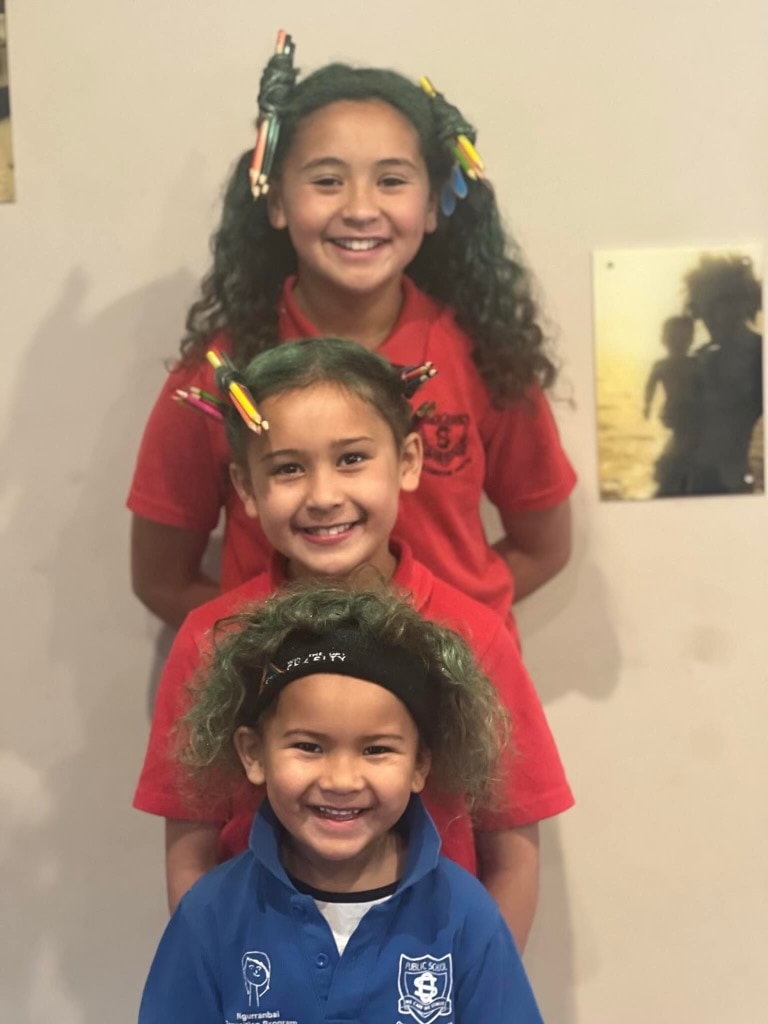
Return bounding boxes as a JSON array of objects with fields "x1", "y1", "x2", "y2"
[
  {"x1": 284, "y1": 196, "x2": 327, "y2": 237},
  {"x1": 404, "y1": 191, "x2": 435, "y2": 233},
  {"x1": 255, "y1": 482, "x2": 297, "y2": 520},
  {"x1": 265, "y1": 755, "x2": 313, "y2": 796},
  {"x1": 365, "y1": 475, "x2": 402, "y2": 519}
]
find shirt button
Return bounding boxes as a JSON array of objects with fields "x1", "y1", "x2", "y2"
[{"x1": 315, "y1": 953, "x2": 329, "y2": 968}]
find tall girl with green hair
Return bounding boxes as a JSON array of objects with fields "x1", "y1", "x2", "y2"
[{"x1": 128, "y1": 39, "x2": 576, "y2": 631}]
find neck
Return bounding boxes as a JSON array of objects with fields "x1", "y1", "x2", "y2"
[
  {"x1": 293, "y1": 275, "x2": 405, "y2": 351},
  {"x1": 287, "y1": 548, "x2": 398, "y2": 583},
  {"x1": 281, "y1": 829, "x2": 405, "y2": 894}
]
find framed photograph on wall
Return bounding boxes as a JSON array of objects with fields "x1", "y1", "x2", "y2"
[{"x1": 594, "y1": 244, "x2": 763, "y2": 501}]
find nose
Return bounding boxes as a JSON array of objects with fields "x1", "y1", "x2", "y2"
[
  {"x1": 305, "y1": 466, "x2": 343, "y2": 512},
  {"x1": 320, "y1": 751, "x2": 364, "y2": 794},
  {"x1": 341, "y1": 179, "x2": 380, "y2": 225}
]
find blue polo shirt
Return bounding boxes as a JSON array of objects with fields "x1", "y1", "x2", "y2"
[{"x1": 140, "y1": 798, "x2": 543, "y2": 1023}]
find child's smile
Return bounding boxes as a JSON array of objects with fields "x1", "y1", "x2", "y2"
[
  {"x1": 238, "y1": 673, "x2": 430, "y2": 892},
  {"x1": 267, "y1": 99, "x2": 437, "y2": 323},
  {"x1": 231, "y1": 382, "x2": 422, "y2": 581}
]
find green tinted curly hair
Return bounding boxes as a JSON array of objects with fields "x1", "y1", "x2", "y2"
[
  {"x1": 222, "y1": 337, "x2": 415, "y2": 466},
  {"x1": 180, "y1": 581, "x2": 509, "y2": 809},
  {"x1": 180, "y1": 60, "x2": 556, "y2": 405}
]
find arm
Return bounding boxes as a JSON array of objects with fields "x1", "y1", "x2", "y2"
[
  {"x1": 492, "y1": 500, "x2": 571, "y2": 602},
  {"x1": 166, "y1": 819, "x2": 220, "y2": 914},
  {"x1": 455, "y1": 904, "x2": 543, "y2": 1023},
  {"x1": 475, "y1": 824, "x2": 539, "y2": 952},
  {"x1": 644, "y1": 362, "x2": 661, "y2": 417},
  {"x1": 131, "y1": 515, "x2": 219, "y2": 628},
  {"x1": 133, "y1": 611, "x2": 229, "y2": 907},
  {"x1": 140, "y1": 902, "x2": 221, "y2": 1023}
]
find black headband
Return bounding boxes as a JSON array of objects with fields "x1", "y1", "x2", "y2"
[{"x1": 249, "y1": 629, "x2": 435, "y2": 735}]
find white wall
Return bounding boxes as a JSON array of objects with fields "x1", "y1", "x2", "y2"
[{"x1": 2, "y1": 2, "x2": 766, "y2": 1020}]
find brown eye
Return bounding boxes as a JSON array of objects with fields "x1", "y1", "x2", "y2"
[
  {"x1": 272, "y1": 462, "x2": 303, "y2": 477},
  {"x1": 338, "y1": 452, "x2": 366, "y2": 467}
]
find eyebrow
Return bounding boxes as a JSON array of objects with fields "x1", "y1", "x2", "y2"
[
  {"x1": 259, "y1": 437, "x2": 376, "y2": 463},
  {"x1": 283, "y1": 729, "x2": 407, "y2": 742},
  {"x1": 299, "y1": 157, "x2": 420, "y2": 173}
]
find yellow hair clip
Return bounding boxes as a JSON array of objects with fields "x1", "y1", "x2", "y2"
[{"x1": 206, "y1": 349, "x2": 269, "y2": 434}]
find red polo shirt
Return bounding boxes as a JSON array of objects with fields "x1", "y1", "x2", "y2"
[
  {"x1": 134, "y1": 543, "x2": 574, "y2": 875},
  {"x1": 128, "y1": 278, "x2": 576, "y2": 624}
]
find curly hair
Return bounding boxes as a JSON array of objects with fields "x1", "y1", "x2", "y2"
[
  {"x1": 180, "y1": 581, "x2": 509, "y2": 809},
  {"x1": 221, "y1": 337, "x2": 416, "y2": 465},
  {"x1": 180, "y1": 60, "x2": 556, "y2": 405},
  {"x1": 684, "y1": 253, "x2": 762, "y2": 323}
]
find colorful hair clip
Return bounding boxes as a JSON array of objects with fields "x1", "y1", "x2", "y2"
[
  {"x1": 400, "y1": 361, "x2": 437, "y2": 399},
  {"x1": 206, "y1": 349, "x2": 269, "y2": 434},
  {"x1": 412, "y1": 400, "x2": 437, "y2": 428},
  {"x1": 172, "y1": 388, "x2": 225, "y2": 423},
  {"x1": 419, "y1": 76, "x2": 486, "y2": 216},
  {"x1": 250, "y1": 29, "x2": 295, "y2": 199}
]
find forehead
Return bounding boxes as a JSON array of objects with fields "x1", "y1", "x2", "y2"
[
  {"x1": 269, "y1": 673, "x2": 415, "y2": 729},
  {"x1": 289, "y1": 99, "x2": 423, "y2": 162},
  {"x1": 248, "y1": 382, "x2": 394, "y2": 449}
]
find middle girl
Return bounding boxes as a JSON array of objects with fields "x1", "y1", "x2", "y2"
[{"x1": 134, "y1": 338, "x2": 573, "y2": 951}]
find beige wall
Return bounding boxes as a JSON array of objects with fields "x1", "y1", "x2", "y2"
[{"x1": 2, "y1": 1, "x2": 766, "y2": 1020}]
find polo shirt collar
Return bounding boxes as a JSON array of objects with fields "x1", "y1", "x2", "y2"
[
  {"x1": 277, "y1": 275, "x2": 433, "y2": 351},
  {"x1": 262, "y1": 539, "x2": 434, "y2": 616},
  {"x1": 249, "y1": 795, "x2": 441, "y2": 896}
]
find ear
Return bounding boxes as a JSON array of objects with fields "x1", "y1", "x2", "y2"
[
  {"x1": 229, "y1": 462, "x2": 260, "y2": 520},
  {"x1": 266, "y1": 184, "x2": 288, "y2": 230},
  {"x1": 424, "y1": 192, "x2": 438, "y2": 235},
  {"x1": 399, "y1": 432, "x2": 423, "y2": 493},
  {"x1": 234, "y1": 727, "x2": 267, "y2": 786},
  {"x1": 410, "y1": 746, "x2": 432, "y2": 794}
]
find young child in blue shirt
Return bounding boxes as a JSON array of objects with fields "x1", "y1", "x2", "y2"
[{"x1": 139, "y1": 583, "x2": 543, "y2": 1023}]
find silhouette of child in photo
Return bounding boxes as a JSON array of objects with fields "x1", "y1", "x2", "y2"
[
  {"x1": 644, "y1": 316, "x2": 697, "y2": 427},
  {"x1": 645, "y1": 316, "x2": 699, "y2": 496}
]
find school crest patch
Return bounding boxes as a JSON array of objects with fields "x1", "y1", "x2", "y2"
[
  {"x1": 421, "y1": 413, "x2": 470, "y2": 475},
  {"x1": 397, "y1": 953, "x2": 453, "y2": 1024}
]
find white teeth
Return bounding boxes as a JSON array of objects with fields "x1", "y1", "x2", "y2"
[
  {"x1": 317, "y1": 807, "x2": 364, "y2": 819},
  {"x1": 334, "y1": 239, "x2": 381, "y2": 251},
  {"x1": 304, "y1": 523, "x2": 352, "y2": 536}
]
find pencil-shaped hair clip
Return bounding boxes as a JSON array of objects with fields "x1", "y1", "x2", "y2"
[
  {"x1": 419, "y1": 74, "x2": 486, "y2": 186},
  {"x1": 400, "y1": 361, "x2": 437, "y2": 398},
  {"x1": 250, "y1": 29, "x2": 295, "y2": 199},
  {"x1": 206, "y1": 349, "x2": 269, "y2": 434},
  {"x1": 456, "y1": 134, "x2": 484, "y2": 176},
  {"x1": 412, "y1": 400, "x2": 437, "y2": 430},
  {"x1": 419, "y1": 76, "x2": 437, "y2": 99},
  {"x1": 188, "y1": 386, "x2": 228, "y2": 409},
  {"x1": 173, "y1": 389, "x2": 225, "y2": 423}
]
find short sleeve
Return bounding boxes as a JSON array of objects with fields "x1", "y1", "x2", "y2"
[
  {"x1": 481, "y1": 386, "x2": 576, "y2": 514},
  {"x1": 455, "y1": 911, "x2": 542, "y2": 1023},
  {"x1": 127, "y1": 356, "x2": 229, "y2": 532},
  {"x1": 474, "y1": 621, "x2": 574, "y2": 830},
  {"x1": 139, "y1": 903, "x2": 222, "y2": 1023},
  {"x1": 133, "y1": 616, "x2": 230, "y2": 823}
]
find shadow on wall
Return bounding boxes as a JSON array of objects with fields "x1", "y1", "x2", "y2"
[
  {"x1": 0, "y1": 267, "x2": 197, "y2": 1021},
  {"x1": 515, "y1": 486, "x2": 621, "y2": 704},
  {"x1": 505, "y1": 487, "x2": 621, "y2": 1023}
]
